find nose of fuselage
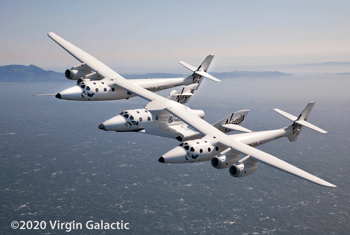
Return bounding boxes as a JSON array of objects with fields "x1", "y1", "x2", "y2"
[
  {"x1": 159, "y1": 146, "x2": 188, "y2": 163},
  {"x1": 99, "y1": 115, "x2": 126, "y2": 131},
  {"x1": 56, "y1": 85, "x2": 83, "y2": 100}
]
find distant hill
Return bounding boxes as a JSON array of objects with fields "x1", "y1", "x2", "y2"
[
  {"x1": 296, "y1": 62, "x2": 350, "y2": 67},
  {"x1": 211, "y1": 71, "x2": 293, "y2": 79},
  {"x1": 0, "y1": 64, "x2": 293, "y2": 82},
  {"x1": 0, "y1": 64, "x2": 65, "y2": 82}
]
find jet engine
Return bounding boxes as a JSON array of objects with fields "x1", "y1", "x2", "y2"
[
  {"x1": 65, "y1": 64, "x2": 92, "y2": 80},
  {"x1": 229, "y1": 156, "x2": 258, "y2": 177},
  {"x1": 211, "y1": 154, "x2": 239, "y2": 169}
]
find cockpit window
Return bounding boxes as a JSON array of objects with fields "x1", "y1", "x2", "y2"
[
  {"x1": 190, "y1": 147, "x2": 195, "y2": 152},
  {"x1": 184, "y1": 146, "x2": 189, "y2": 150},
  {"x1": 179, "y1": 143, "x2": 184, "y2": 146},
  {"x1": 124, "y1": 114, "x2": 129, "y2": 118},
  {"x1": 120, "y1": 112, "x2": 124, "y2": 115},
  {"x1": 86, "y1": 86, "x2": 90, "y2": 90},
  {"x1": 81, "y1": 85, "x2": 85, "y2": 89},
  {"x1": 130, "y1": 116, "x2": 134, "y2": 120}
]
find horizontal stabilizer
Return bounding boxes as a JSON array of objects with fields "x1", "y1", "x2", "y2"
[
  {"x1": 295, "y1": 120, "x2": 327, "y2": 133},
  {"x1": 174, "y1": 93, "x2": 193, "y2": 97},
  {"x1": 179, "y1": 56, "x2": 221, "y2": 83},
  {"x1": 194, "y1": 71, "x2": 221, "y2": 82},
  {"x1": 178, "y1": 61, "x2": 197, "y2": 72},
  {"x1": 274, "y1": 108, "x2": 297, "y2": 121},
  {"x1": 221, "y1": 124, "x2": 252, "y2": 133},
  {"x1": 167, "y1": 83, "x2": 197, "y2": 104}
]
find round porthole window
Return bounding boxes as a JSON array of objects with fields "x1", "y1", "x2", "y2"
[{"x1": 168, "y1": 117, "x2": 173, "y2": 123}]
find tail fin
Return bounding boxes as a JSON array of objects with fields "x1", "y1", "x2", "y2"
[
  {"x1": 179, "y1": 55, "x2": 221, "y2": 83},
  {"x1": 212, "y1": 110, "x2": 250, "y2": 133},
  {"x1": 196, "y1": 54, "x2": 214, "y2": 72},
  {"x1": 274, "y1": 101, "x2": 327, "y2": 142},
  {"x1": 168, "y1": 55, "x2": 216, "y2": 104},
  {"x1": 167, "y1": 83, "x2": 198, "y2": 104}
]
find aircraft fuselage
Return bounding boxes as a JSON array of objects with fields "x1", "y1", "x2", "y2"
[{"x1": 56, "y1": 76, "x2": 194, "y2": 101}]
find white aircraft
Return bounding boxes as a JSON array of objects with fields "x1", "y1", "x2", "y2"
[
  {"x1": 48, "y1": 32, "x2": 220, "y2": 101},
  {"x1": 49, "y1": 32, "x2": 336, "y2": 187}
]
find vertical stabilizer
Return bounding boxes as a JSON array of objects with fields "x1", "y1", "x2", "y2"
[
  {"x1": 197, "y1": 54, "x2": 214, "y2": 72},
  {"x1": 274, "y1": 101, "x2": 327, "y2": 142}
]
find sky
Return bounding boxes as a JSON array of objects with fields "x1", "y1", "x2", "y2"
[{"x1": 1, "y1": 0, "x2": 350, "y2": 73}]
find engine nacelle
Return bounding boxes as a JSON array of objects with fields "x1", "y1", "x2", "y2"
[
  {"x1": 190, "y1": 109, "x2": 205, "y2": 119},
  {"x1": 65, "y1": 64, "x2": 92, "y2": 80},
  {"x1": 211, "y1": 154, "x2": 239, "y2": 169},
  {"x1": 229, "y1": 162, "x2": 258, "y2": 177}
]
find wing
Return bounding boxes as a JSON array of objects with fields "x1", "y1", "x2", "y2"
[
  {"x1": 48, "y1": 32, "x2": 124, "y2": 80},
  {"x1": 220, "y1": 139, "x2": 336, "y2": 187}
]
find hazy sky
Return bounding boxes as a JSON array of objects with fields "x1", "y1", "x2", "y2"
[{"x1": 1, "y1": 0, "x2": 350, "y2": 73}]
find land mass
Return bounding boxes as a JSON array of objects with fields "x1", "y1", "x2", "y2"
[{"x1": 0, "y1": 64, "x2": 293, "y2": 82}]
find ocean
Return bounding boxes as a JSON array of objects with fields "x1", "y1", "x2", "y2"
[{"x1": 0, "y1": 75, "x2": 349, "y2": 234}]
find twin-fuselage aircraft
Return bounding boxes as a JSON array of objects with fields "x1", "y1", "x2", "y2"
[{"x1": 48, "y1": 32, "x2": 336, "y2": 188}]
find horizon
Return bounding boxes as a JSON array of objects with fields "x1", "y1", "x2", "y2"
[
  {"x1": 1, "y1": 1, "x2": 350, "y2": 74},
  {"x1": 2, "y1": 61, "x2": 350, "y2": 75}
]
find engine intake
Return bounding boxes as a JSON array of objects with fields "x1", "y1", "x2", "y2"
[
  {"x1": 229, "y1": 156, "x2": 258, "y2": 177},
  {"x1": 229, "y1": 163, "x2": 258, "y2": 177},
  {"x1": 211, "y1": 154, "x2": 239, "y2": 169},
  {"x1": 65, "y1": 64, "x2": 92, "y2": 80}
]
